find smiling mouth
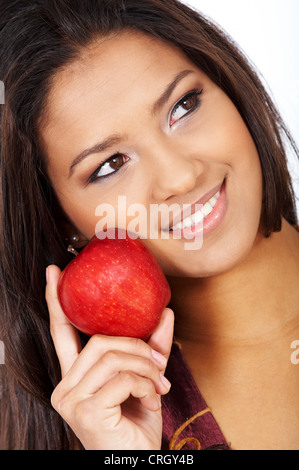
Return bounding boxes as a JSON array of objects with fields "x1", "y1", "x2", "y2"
[{"x1": 164, "y1": 181, "x2": 225, "y2": 232}]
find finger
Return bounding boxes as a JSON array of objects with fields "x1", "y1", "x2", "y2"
[
  {"x1": 55, "y1": 371, "x2": 161, "y2": 434},
  {"x1": 46, "y1": 264, "x2": 82, "y2": 377},
  {"x1": 94, "y1": 371, "x2": 161, "y2": 414},
  {"x1": 59, "y1": 334, "x2": 167, "y2": 391},
  {"x1": 147, "y1": 308, "x2": 174, "y2": 373},
  {"x1": 69, "y1": 350, "x2": 172, "y2": 397}
]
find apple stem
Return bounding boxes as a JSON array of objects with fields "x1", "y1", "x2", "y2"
[{"x1": 67, "y1": 245, "x2": 79, "y2": 257}]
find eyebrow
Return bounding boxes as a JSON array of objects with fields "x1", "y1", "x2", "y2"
[
  {"x1": 69, "y1": 135, "x2": 122, "y2": 178},
  {"x1": 151, "y1": 69, "x2": 194, "y2": 116},
  {"x1": 69, "y1": 69, "x2": 194, "y2": 177}
]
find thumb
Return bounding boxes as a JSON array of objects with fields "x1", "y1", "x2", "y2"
[
  {"x1": 46, "y1": 264, "x2": 82, "y2": 377},
  {"x1": 147, "y1": 307, "x2": 174, "y2": 373}
]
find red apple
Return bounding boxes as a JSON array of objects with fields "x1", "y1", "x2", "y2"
[{"x1": 57, "y1": 229, "x2": 171, "y2": 340}]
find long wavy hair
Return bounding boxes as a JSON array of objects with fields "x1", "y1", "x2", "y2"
[{"x1": 0, "y1": 0, "x2": 298, "y2": 450}]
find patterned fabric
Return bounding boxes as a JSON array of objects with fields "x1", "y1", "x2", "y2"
[{"x1": 161, "y1": 341, "x2": 230, "y2": 450}]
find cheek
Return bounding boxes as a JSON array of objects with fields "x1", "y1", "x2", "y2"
[
  {"x1": 55, "y1": 188, "x2": 101, "y2": 239},
  {"x1": 227, "y1": 126, "x2": 263, "y2": 220},
  {"x1": 192, "y1": 89, "x2": 259, "y2": 165},
  {"x1": 203, "y1": 97, "x2": 263, "y2": 214},
  {"x1": 60, "y1": 191, "x2": 151, "y2": 240},
  {"x1": 67, "y1": 205, "x2": 99, "y2": 239}
]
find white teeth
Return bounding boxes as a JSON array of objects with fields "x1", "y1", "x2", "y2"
[
  {"x1": 192, "y1": 209, "x2": 204, "y2": 226},
  {"x1": 209, "y1": 194, "x2": 219, "y2": 207},
  {"x1": 171, "y1": 189, "x2": 221, "y2": 231},
  {"x1": 182, "y1": 216, "x2": 193, "y2": 228},
  {"x1": 202, "y1": 202, "x2": 213, "y2": 217}
]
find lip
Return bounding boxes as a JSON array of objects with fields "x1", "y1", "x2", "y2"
[
  {"x1": 166, "y1": 179, "x2": 227, "y2": 239},
  {"x1": 165, "y1": 181, "x2": 224, "y2": 230}
]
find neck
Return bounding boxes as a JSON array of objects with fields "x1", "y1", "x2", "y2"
[{"x1": 167, "y1": 220, "x2": 299, "y2": 349}]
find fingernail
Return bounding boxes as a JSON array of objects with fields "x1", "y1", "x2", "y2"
[
  {"x1": 160, "y1": 373, "x2": 171, "y2": 391},
  {"x1": 151, "y1": 349, "x2": 167, "y2": 367}
]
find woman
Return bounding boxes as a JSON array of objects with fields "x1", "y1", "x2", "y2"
[{"x1": 0, "y1": 0, "x2": 298, "y2": 450}]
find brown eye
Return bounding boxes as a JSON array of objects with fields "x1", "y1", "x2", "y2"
[
  {"x1": 182, "y1": 94, "x2": 197, "y2": 111},
  {"x1": 89, "y1": 153, "x2": 129, "y2": 182},
  {"x1": 109, "y1": 154, "x2": 125, "y2": 171},
  {"x1": 170, "y1": 89, "x2": 203, "y2": 127}
]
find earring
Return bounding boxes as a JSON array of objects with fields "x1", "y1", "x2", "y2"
[
  {"x1": 67, "y1": 244, "x2": 79, "y2": 257},
  {"x1": 65, "y1": 234, "x2": 82, "y2": 257},
  {"x1": 69, "y1": 234, "x2": 80, "y2": 244}
]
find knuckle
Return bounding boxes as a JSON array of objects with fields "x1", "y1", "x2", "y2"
[
  {"x1": 50, "y1": 384, "x2": 64, "y2": 411},
  {"x1": 56, "y1": 394, "x2": 72, "y2": 418},
  {"x1": 50, "y1": 389, "x2": 59, "y2": 411},
  {"x1": 101, "y1": 350, "x2": 118, "y2": 366},
  {"x1": 88, "y1": 334, "x2": 103, "y2": 348},
  {"x1": 87, "y1": 334, "x2": 112, "y2": 355},
  {"x1": 128, "y1": 336, "x2": 150, "y2": 356},
  {"x1": 117, "y1": 370, "x2": 134, "y2": 387},
  {"x1": 51, "y1": 385, "x2": 76, "y2": 420},
  {"x1": 74, "y1": 400, "x2": 94, "y2": 428},
  {"x1": 117, "y1": 371, "x2": 154, "y2": 394},
  {"x1": 130, "y1": 337, "x2": 144, "y2": 351},
  {"x1": 143, "y1": 376, "x2": 155, "y2": 393},
  {"x1": 143, "y1": 357, "x2": 156, "y2": 374}
]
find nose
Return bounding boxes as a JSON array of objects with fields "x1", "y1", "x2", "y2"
[{"x1": 148, "y1": 140, "x2": 202, "y2": 202}]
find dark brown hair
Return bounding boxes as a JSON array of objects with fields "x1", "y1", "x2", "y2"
[{"x1": 0, "y1": 0, "x2": 298, "y2": 449}]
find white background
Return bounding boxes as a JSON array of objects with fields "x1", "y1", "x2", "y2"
[{"x1": 182, "y1": 0, "x2": 299, "y2": 215}]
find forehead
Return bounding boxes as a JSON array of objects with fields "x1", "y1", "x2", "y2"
[
  {"x1": 42, "y1": 31, "x2": 196, "y2": 129},
  {"x1": 40, "y1": 31, "x2": 203, "y2": 174}
]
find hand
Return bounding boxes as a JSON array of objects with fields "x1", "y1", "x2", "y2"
[{"x1": 46, "y1": 265, "x2": 174, "y2": 450}]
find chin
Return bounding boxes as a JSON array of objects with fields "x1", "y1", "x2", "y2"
[{"x1": 164, "y1": 230, "x2": 258, "y2": 279}]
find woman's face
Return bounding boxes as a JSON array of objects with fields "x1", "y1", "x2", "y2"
[{"x1": 42, "y1": 31, "x2": 263, "y2": 277}]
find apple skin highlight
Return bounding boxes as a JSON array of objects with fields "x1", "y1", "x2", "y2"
[{"x1": 57, "y1": 229, "x2": 171, "y2": 340}]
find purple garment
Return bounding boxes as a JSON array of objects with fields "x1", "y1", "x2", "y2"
[{"x1": 161, "y1": 341, "x2": 231, "y2": 450}]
